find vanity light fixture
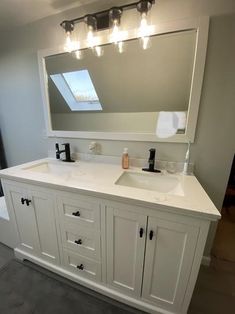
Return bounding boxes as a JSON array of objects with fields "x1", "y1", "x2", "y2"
[
  {"x1": 84, "y1": 15, "x2": 104, "y2": 57},
  {"x1": 60, "y1": 0, "x2": 155, "y2": 55},
  {"x1": 61, "y1": 21, "x2": 75, "y2": 52},
  {"x1": 84, "y1": 15, "x2": 98, "y2": 49},
  {"x1": 137, "y1": 0, "x2": 153, "y2": 49},
  {"x1": 109, "y1": 7, "x2": 126, "y2": 53}
]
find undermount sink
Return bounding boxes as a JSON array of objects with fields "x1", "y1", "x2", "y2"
[
  {"x1": 115, "y1": 171, "x2": 184, "y2": 196},
  {"x1": 23, "y1": 161, "x2": 85, "y2": 179}
]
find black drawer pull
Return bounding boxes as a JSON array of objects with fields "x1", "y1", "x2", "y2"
[
  {"x1": 77, "y1": 264, "x2": 84, "y2": 270},
  {"x1": 21, "y1": 198, "x2": 26, "y2": 205},
  {"x1": 139, "y1": 227, "x2": 144, "y2": 238},
  {"x1": 75, "y1": 239, "x2": 82, "y2": 245},
  {"x1": 149, "y1": 230, "x2": 154, "y2": 240},
  {"x1": 72, "y1": 211, "x2": 80, "y2": 217},
  {"x1": 26, "y1": 199, "x2": 31, "y2": 206}
]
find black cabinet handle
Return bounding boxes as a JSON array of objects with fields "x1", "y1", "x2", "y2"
[
  {"x1": 75, "y1": 239, "x2": 82, "y2": 245},
  {"x1": 21, "y1": 198, "x2": 26, "y2": 205},
  {"x1": 139, "y1": 228, "x2": 144, "y2": 238},
  {"x1": 77, "y1": 264, "x2": 84, "y2": 270},
  {"x1": 149, "y1": 230, "x2": 154, "y2": 240},
  {"x1": 25, "y1": 199, "x2": 32, "y2": 206},
  {"x1": 72, "y1": 211, "x2": 80, "y2": 217}
]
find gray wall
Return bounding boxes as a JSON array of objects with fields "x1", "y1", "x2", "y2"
[{"x1": 0, "y1": 0, "x2": 235, "y2": 255}]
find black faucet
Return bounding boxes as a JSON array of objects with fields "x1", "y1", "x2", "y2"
[
  {"x1": 142, "y1": 148, "x2": 160, "y2": 173},
  {"x1": 55, "y1": 143, "x2": 74, "y2": 162}
]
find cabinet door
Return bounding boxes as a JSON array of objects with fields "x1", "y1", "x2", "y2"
[
  {"x1": 29, "y1": 189, "x2": 60, "y2": 264},
  {"x1": 4, "y1": 184, "x2": 40, "y2": 254},
  {"x1": 106, "y1": 207, "x2": 147, "y2": 297},
  {"x1": 142, "y1": 217, "x2": 199, "y2": 312},
  {"x1": 0, "y1": 183, "x2": 19, "y2": 248},
  {"x1": 4, "y1": 183, "x2": 60, "y2": 264}
]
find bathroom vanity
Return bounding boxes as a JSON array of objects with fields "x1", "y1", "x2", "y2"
[
  {"x1": 0, "y1": 158, "x2": 220, "y2": 314},
  {"x1": 0, "y1": 12, "x2": 217, "y2": 313}
]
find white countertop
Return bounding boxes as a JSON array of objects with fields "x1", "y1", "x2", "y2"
[{"x1": 0, "y1": 158, "x2": 221, "y2": 221}]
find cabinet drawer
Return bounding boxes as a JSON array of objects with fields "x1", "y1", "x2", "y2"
[
  {"x1": 61, "y1": 222, "x2": 101, "y2": 260},
  {"x1": 63, "y1": 250, "x2": 101, "y2": 282},
  {"x1": 57, "y1": 196, "x2": 100, "y2": 229}
]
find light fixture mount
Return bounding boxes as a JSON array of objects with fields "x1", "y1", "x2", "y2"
[
  {"x1": 61, "y1": 20, "x2": 74, "y2": 33},
  {"x1": 60, "y1": 0, "x2": 155, "y2": 53},
  {"x1": 137, "y1": 0, "x2": 153, "y2": 14},
  {"x1": 60, "y1": 1, "x2": 155, "y2": 31},
  {"x1": 84, "y1": 14, "x2": 97, "y2": 30},
  {"x1": 109, "y1": 7, "x2": 123, "y2": 26}
]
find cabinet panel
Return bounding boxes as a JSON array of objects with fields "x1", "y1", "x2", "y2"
[
  {"x1": 142, "y1": 217, "x2": 199, "y2": 311},
  {"x1": 5, "y1": 184, "x2": 40, "y2": 254},
  {"x1": 4, "y1": 182, "x2": 60, "y2": 264},
  {"x1": 61, "y1": 221, "x2": 101, "y2": 260},
  {"x1": 106, "y1": 207, "x2": 147, "y2": 297},
  {"x1": 57, "y1": 195, "x2": 100, "y2": 230},
  {"x1": 63, "y1": 249, "x2": 101, "y2": 282},
  {"x1": 30, "y1": 189, "x2": 60, "y2": 263}
]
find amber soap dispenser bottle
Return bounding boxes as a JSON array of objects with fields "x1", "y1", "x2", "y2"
[{"x1": 122, "y1": 148, "x2": 129, "y2": 169}]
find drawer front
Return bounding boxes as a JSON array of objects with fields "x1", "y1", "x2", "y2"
[
  {"x1": 63, "y1": 250, "x2": 101, "y2": 282},
  {"x1": 57, "y1": 196, "x2": 100, "y2": 230},
  {"x1": 61, "y1": 222, "x2": 101, "y2": 260}
]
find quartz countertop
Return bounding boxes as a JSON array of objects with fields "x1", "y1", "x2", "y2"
[{"x1": 0, "y1": 158, "x2": 221, "y2": 221}]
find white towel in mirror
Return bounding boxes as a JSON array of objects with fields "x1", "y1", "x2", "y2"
[{"x1": 156, "y1": 111, "x2": 186, "y2": 138}]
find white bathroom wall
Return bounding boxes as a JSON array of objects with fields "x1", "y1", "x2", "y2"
[{"x1": 0, "y1": 0, "x2": 235, "y2": 255}]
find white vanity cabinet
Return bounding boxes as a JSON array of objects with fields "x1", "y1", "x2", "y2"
[
  {"x1": 3, "y1": 180, "x2": 60, "y2": 265},
  {"x1": 56, "y1": 193, "x2": 103, "y2": 282},
  {"x1": 106, "y1": 204, "x2": 201, "y2": 313},
  {"x1": 106, "y1": 207, "x2": 147, "y2": 297},
  {"x1": 0, "y1": 174, "x2": 216, "y2": 314},
  {"x1": 142, "y1": 217, "x2": 199, "y2": 313}
]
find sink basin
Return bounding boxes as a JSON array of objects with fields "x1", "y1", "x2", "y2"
[
  {"x1": 115, "y1": 171, "x2": 184, "y2": 196},
  {"x1": 23, "y1": 161, "x2": 85, "y2": 179}
]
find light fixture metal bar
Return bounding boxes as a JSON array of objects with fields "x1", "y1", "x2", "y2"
[{"x1": 60, "y1": 0, "x2": 155, "y2": 29}]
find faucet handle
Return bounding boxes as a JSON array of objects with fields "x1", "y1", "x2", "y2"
[
  {"x1": 55, "y1": 143, "x2": 60, "y2": 159},
  {"x1": 149, "y1": 148, "x2": 156, "y2": 161}
]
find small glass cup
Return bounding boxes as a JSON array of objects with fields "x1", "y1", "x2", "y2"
[{"x1": 166, "y1": 162, "x2": 176, "y2": 174}]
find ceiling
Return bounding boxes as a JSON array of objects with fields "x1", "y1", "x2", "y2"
[{"x1": 0, "y1": 0, "x2": 107, "y2": 31}]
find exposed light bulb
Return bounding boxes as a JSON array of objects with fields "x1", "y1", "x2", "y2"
[
  {"x1": 110, "y1": 19, "x2": 127, "y2": 53},
  {"x1": 87, "y1": 26, "x2": 99, "y2": 49},
  {"x1": 94, "y1": 46, "x2": 104, "y2": 57},
  {"x1": 142, "y1": 37, "x2": 150, "y2": 50},
  {"x1": 64, "y1": 31, "x2": 74, "y2": 52},
  {"x1": 118, "y1": 41, "x2": 124, "y2": 53},
  {"x1": 75, "y1": 50, "x2": 82, "y2": 59},
  {"x1": 110, "y1": 20, "x2": 120, "y2": 44},
  {"x1": 64, "y1": 31, "x2": 80, "y2": 53},
  {"x1": 138, "y1": 12, "x2": 152, "y2": 50}
]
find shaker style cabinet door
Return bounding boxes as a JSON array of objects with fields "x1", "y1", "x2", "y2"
[
  {"x1": 4, "y1": 182, "x2": 60, "y2": 264},
  {"x1": 29, "y1": 188, "x2": 60, "y2": 264},
  {"x1": 142, "y1": 216, "x2": 199, "y2": 312},
  {"x1": 4, "y1": 184, "x2": 40, "y2": 255},
  {"x1": 106, "y1": 207, "x2": 147, "y2": 297}
]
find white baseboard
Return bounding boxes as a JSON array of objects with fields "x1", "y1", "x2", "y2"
[{"x1": 201, "y1": 255, "x2": 211, "y2": 266}]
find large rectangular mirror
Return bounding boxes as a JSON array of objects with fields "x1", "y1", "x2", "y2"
[{"x1": 38, "y1": 17, "x2": 209, "y2": 142}]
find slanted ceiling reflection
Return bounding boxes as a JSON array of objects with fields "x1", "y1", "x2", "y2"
[{"x1": 50, "y1": 70, "x2": 102, "y2": 111}]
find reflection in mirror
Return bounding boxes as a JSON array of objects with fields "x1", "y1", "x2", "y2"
[{"x1": 45, "y1": 30, "x2": 196, "y2": 135}]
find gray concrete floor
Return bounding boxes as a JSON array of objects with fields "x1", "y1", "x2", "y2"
[
  {"x1": 0, "y1": 242, "x2": 235, "y2": 313},
  {"x1": 0, "y1": 242, "x2": 14, "y2": 269}
]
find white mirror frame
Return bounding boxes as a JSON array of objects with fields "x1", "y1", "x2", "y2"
[{"x1": 38, "y1": 16, "x2": 209, "y2": 143}]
